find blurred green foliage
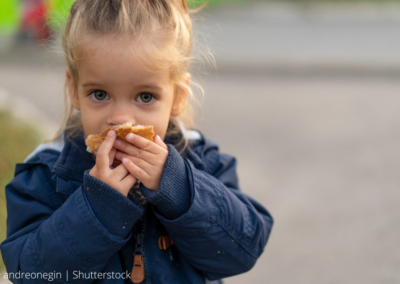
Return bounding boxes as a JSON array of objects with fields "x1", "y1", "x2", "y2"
[
  {"x1": 0, "y1": 109, "x2": 43, "y2": 272},
  {"x1": 0, "y1": 0, "x2": 21, "y2": 35},
  {"x1": 47, "y1": 0, "x2": 75, "y2": 30}
]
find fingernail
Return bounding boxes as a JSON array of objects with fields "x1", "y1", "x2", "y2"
[
  {"x1": 116, "y1": 151, "x2": 122, "y2": 159},
  {"x1": 123, "y1": 158, "x2": 129, "y2": 164},
  {"x1": 114, "y1": 139, "x2": 121, "y2": 147},
  {"x1": 108, "y1": 130, "x2": 115, "y2": 136},
  {"x1": 93, "y1": 151, "x2": 97, "y2": 156},
  {"x1": 127, "y1": 133, "x2": 134, "y2": 140}
]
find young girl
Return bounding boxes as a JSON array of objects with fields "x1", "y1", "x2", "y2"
[{"x1": 0, "y1": 0, "x2": 273, "y2": 283}]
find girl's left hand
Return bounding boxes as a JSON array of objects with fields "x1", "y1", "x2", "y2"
[{"x1": 113, "y1": 134, "x2": 168, "y2": 191}]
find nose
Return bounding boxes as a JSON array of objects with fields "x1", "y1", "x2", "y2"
[{"x1": 107, "y1": 103, "x2": 136, "y2": 126}]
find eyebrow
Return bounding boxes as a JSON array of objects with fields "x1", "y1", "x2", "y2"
[
  {"x1": 81, "y1": 82, "x2": 106, "y2": 88},
  {"x1": 81, "y1": 82, "x2": 163, "y2": 90},
  {"x1": 136, "y1": 84, "x2": 163, "y2": 90}
]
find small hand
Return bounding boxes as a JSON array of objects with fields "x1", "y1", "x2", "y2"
[
  {"x1": 89, "y1": 130, "x2": 137, "y2": 197},
  {"x1": 113, "y1": 134, "x2": 168, "y2": 191}
]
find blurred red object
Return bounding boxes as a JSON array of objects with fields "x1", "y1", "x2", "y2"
[{"x1": 19, "y1": 0, "x2": 51, "y2": 42}]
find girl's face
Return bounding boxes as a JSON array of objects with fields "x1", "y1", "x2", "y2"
[{"x1": 66, "y1": 35, "x2": 188, "y2": 141}]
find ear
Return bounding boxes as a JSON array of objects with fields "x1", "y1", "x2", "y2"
[
  {"x1": 171, "y1": 73, "x2": 190, "y2": 117},
  {"x1": 66, "y1": 68, "x2": 80, "y2": 110}
]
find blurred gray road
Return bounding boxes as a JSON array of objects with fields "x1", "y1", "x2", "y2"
[
  {"x1": 1, "y1": 3, "x2": 400, "y2": 284},
  {"x1": 194, "y1": 2, "x2": 400, "y2": 74}
]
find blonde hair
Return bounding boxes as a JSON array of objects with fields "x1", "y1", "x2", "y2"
[{"x1": 47, "y1": 0, "x2": 208, "y2": 152}]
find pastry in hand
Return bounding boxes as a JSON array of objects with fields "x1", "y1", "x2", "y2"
[{"x1": 85, "y1": 122, "x2": 155, "y2": 153}]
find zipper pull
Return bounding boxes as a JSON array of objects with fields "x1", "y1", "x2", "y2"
[
  {"x1": 131, "y1": 254, "x2": 144, "y2": 284},
  {"x1": 131, "y1": 233, "x2": 145, "y2": 284},
  {"x1": 158, "y1": 236, "x2": 174, "y2": 250}
]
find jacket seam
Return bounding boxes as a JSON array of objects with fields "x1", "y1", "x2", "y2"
[
  {"x1": 29, "y1": 231, "x2": 42, "y2": 274},
  {"x1": 30, "y1": 235, "x2": 75, "y2": 284},
  {"x1": 214, "y1": 186, "x2": 255, "y2": 255},
  {"x1": 213, "y1": 186, "x2": 257, "y2": 259},
  {"x1": 184, "y1": 159, "x2": 215, "y2": 238},
  {"x1": 213, "y1": 219, "x2": 258, "y2": 259},
  {"x1": 76, "y1": 188, "x2": 114, "y2": 265},
  {"x1": 35, "y1": 165, "x2": 60, "y2": 207},
  {"x1": 55, "y1": 202, "x2": 91, "y2": 269}
]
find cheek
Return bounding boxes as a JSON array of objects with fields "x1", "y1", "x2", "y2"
[
  {"x1": 80, "y1": 111, "x2": 102, "y2": 134},
  {"x1": 144, "y1": 113, "x2": 171, "y2": 137},
  {"x1": 159, "y1": 116, "x2": 173, "y2": 137}
]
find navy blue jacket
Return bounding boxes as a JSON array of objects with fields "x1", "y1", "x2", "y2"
[{"x1": 0, "y1": 128, "x2": 273, "y2": 283}]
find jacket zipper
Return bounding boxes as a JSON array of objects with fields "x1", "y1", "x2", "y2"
[{"x1": 131, "y1": 207, "x2": 149, "y2": 284}]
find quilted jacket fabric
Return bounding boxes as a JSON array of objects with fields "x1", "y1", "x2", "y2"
[{"x1": 0, "y1": 127, "x2": 273, "y2": 283}]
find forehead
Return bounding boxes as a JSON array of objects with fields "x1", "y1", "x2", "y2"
[{"x1": 76, "y1": 33, "x2": 172, "y2": 83}]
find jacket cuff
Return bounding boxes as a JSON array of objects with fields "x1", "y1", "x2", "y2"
[
  {"x1": 140, "y1": 145, "x2": 192, "y2": 220},
  {"x1": 83, "y1": 169, "x2": 144, "y2": 238}
]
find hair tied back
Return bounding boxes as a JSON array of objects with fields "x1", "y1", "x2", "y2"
[
  {"x1": 181, "y1": 0, "x2": 188, "y2": 11},
  {"x1": 182, "y1": 0, "x2": 209, "y2": 13}
]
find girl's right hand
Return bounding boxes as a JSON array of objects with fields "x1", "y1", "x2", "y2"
[{"x1": 89, "y1": 130, "x2": 137, "y2": 197}]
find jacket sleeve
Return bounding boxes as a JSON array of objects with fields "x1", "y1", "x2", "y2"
[
  {"x1": 0, "y1": 163, "x2": 144, "y2": 283},
  {"x1": 140, "y1": 140, "x2": 274, "y2": 280}
]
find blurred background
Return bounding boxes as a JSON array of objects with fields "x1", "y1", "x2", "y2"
[{"x1": 1, "y1": 0, "x2": 400, "y2": 283}]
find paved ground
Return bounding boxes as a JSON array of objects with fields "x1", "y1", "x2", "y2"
[
  {"x1": 201, "y1": 74, "x2": 400, "y2": 284},
  {"x1": 1, "y1": 2, "x2": 400, "y2": 284}
]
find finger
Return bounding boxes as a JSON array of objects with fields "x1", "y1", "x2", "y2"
[
  {"x1": 121, "y1": 174, "x2": 137, "y2": 190},
  {"x1": 154, "y1": 135, "x2": 168, "y2": 150},
  {"x1": 97, "y1": 130, "x2": 116, "y2": 169},
  {"x1": 111, "y1": 159, "x2": 122, "y2": 169},
  {"x1": 122, "y1": 158, "x2": 151, "y2": 182},
  {"x1": 109, "y1": 147, "x2": 117, "y2": 168},
  {"x1": 115, "y1": 151, "x2": 152, "y2": 174},
  {"x1": 125, "y1": 133, "x2": 158, "y2": 154},
  {"x1": 114, "y1": 139, "x2": 153, "y2": 161},
  {"x1": 112, "y1": 162, "x2": 130, "y2": 181}
]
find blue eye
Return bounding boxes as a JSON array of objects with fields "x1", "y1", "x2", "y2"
[
  {"x1": 138, "y1": 93, "x2": 153, "y2": 103},
  {"x1": 90, "y1": 90, "x2": 109, "y2": 101}
]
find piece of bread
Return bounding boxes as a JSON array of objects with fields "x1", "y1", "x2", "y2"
[{"x1": 85, "y1": 123, "x2": 155, "y2": 153}]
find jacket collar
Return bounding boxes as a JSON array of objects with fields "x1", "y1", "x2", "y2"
[{"x1": 52, "y1": 127, "x2": 96, "y2": 185}]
